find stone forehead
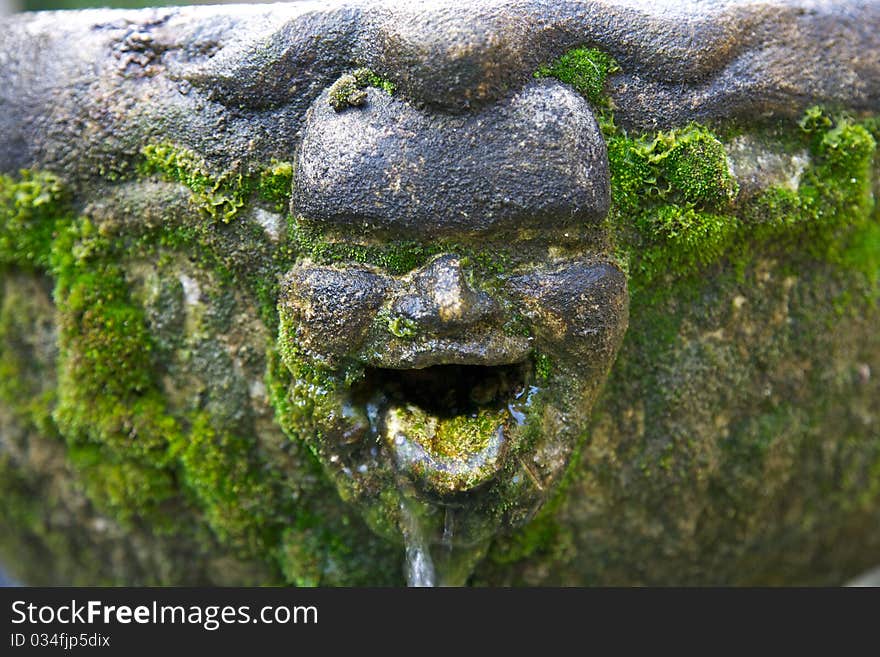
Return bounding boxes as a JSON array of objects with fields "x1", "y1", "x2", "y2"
[{"x1": 1, "y1": 0, "x2": 878, "y2": 179}]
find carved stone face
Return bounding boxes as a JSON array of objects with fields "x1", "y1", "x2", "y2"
[{"x1": 277, "y1": 78, "x2": 629, "y2": 546}]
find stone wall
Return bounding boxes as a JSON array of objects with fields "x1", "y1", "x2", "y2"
[{"x1": 1, "y1": 1, "x2": 878, "y2": 585}]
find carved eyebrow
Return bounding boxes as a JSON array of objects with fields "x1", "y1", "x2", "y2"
[
  {"x1": 178, "y1": 0, "x2": 879, "y2": 128},
  {"x1": 183, "y1": 6, "x2": 361, "y2": 111}
]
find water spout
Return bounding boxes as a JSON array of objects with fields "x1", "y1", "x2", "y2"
[
  {"x1": 399, "y1": 498, "x2": 491, "y2": 587},
  {"x1": 400, "y1": 500, "x2": 436, "y2": 587}
]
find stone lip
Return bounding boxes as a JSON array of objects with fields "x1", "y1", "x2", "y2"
[
  {"x1": 294, "y1": 80, "x2": 610, "y2": 238},
  {"x1": 2, "y1": 1, "x2": 879, "y2": 179},
  {"x1": 358, "y1": 336, "x2": 532, "y2": 370},
  {"x1": 385, "y1": 414, "x2": 507, "y2": 497}
]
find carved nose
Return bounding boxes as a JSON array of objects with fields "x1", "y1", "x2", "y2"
[{"x1": 392, "y1": 256, "x2": 500, "y2": 335}]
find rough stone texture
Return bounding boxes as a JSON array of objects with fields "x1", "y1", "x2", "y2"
[
  {"x1": 478, "y1": 258, "x2": 880, "y2": 585},
  {"x1": 0, "y1": 1, "x2": 878, "y2": 586},
  {"x1": 2, "y1": 1, "x2": 879, "y2": 179},
  {"x1": 295, "y1": 80, "x2": 609, "y2": 238}
]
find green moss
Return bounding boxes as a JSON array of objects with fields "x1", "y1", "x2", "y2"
[
  {"x1": 604, "y1": 125, "x2": 740, "y2": 288},
  {"x1": 605, "y1": 110, "x2": 874, "y2": 292},
  {"x1": 393, "y1": 406, "x2": 504, "y2": 461},
  {"x1": 387, "y1": 315, "x2": 417, "y2": 339},
  {"x1": 46, "y1": 219, "x2": 177, "y2": 526},
  {"x1": 167, "y1": 411, "x2": 283, "y2": 554},
  {"x1": 0, "y1": 165, "x2": 404, "y2": 584},
  {"x1": 278, "y1": 528, "x2": 323, "y2": 587},
  {"x1": 608, "y1": 123, "x2": 738, "y2": 212},
  {"x1": 258, "y1": 160, "x2": 294, "y2": 212},
  {"x1": 0, "y1": 170, "x2": 71, "y2": 270},
  {"x1": 273, "y1": 316, "x2": 361, "y2": 462},
  {"x1": 635, "y1": 206, "x2": 739, "y2": 281},
  {"x1": 68, "y1": 444, "x2": 178, "y2": 526},
  {"x1": 328, "y1": 68, "x2": 396, "y2": 111},
  {"x1": 289, "y1": 217, "x2": 513, "y2": 279},
  {"x1": 533, "y1": 352, "x2": 553, "y2": 383},
  {"x1": 327, "y1": 74, "x2": 367, "y2": 111},
  {"x1": 49, "y1": 221, "x2": 303, "y2": 562},
  {"x1": 140, "y1": 143, "x2": 254, "y2": 223},
  {"x1": 645, "y1": 127, "x2": 739, "y2": 207},
  {"x1": 433, "y1": 411, "x2": 503, "y2": 460},
  {"x1": 537, "y1": 46, "x2": 875, "y2": 293},
  {"x1": 0, "y1": 276, "x2": 57, "y2": 435},
  {"x1": 487, "y1": 513, "x2": 572, "y2": 567},
  {"x1": 534, "y1": 47, "x2": 620, "y2": 107},
  {"x1": 19, "y1": 202, "x2": 279, "y2": 558},
  {"x1": 605, "y1": 131, "x2": 656, "y2": 211},
  {"x1": 800, "y1": 115, "x2": 875, "y2": 230},
  {"x1": 128, "y1": 150, "x2": 298, "y2": 331},
  {"x1": 798, "y1": 105, "x2": 834, "y2": 134},
  {"x1": 288, "y1": 219, "x2": 436, "y2": 274},
  {"x1": 352, "y1": 67, "x2": 396, "y2": 95},
  {"x1": 323, "y1": 66, "x2": 400, "y2": 113},
  {"x1": 837, "y1": 220, "x2": 880, "y2": 288}
]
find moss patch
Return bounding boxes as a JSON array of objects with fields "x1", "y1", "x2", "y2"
[
  {"x1": 0, "y1": 171, "x2": 71, "y2": 270},
  {"x1": 289, "y1": 217, "x2": 513, "y2": 278},
  {"x1": 537, "y1": 46, "x2": 875, "y2": 294},
  {"x1": 140, "y1": 143, "x2": 251, "y2": 223},
  {"x1": 391, "y1": 406, "x2": 504, "y2": 461},
  {"x1": 327, "y1": 68, "x2": 395, "y2": 112},
  {"x1": 605, "y1": 110, "x2": 874, "y2": 292},
  {"x1": 353, "y1": 67, "x2": 396, "y2": 95},
  {"x1": 140, "y1": 143, "x2": 295, "y2": 226},
  {"x1": 387, "y1": 315, "x2": 417, "y2": 339},
  {"x1": 258, "y1": 160, "x2": 294, "y2": 213},
  {"x1": 0, "y1": 167, "x2": 402, "y2": 584},
  {"x1": 534, "y1": 47, "x2": 620, "y2": 107}
]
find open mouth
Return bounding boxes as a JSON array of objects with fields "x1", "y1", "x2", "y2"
[{"x1": 351, "y1": 362, "x2": 535, "y2": 495}]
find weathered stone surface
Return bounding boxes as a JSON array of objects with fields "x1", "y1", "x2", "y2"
[
  {"x1": 0, "y1": 1, "x2": 878, "y2": 586},
  {"x1": 295, "y1": 80, "x2": 610, "y2": 238},
  {"x1": 2, "y1": 1, "x2": 878, "y2": 178}
]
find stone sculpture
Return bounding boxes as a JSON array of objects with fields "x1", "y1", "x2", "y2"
[{"x1": 0, "y1": 0, "x2": 878, "y2": 585}]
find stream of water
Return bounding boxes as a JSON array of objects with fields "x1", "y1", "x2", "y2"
[
  {"x1": 400, "y1": 500, "x2": 491, "y2": 587},
  {"x1": 400, "y1": 500, "x2": 436, "y2": 587}
]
